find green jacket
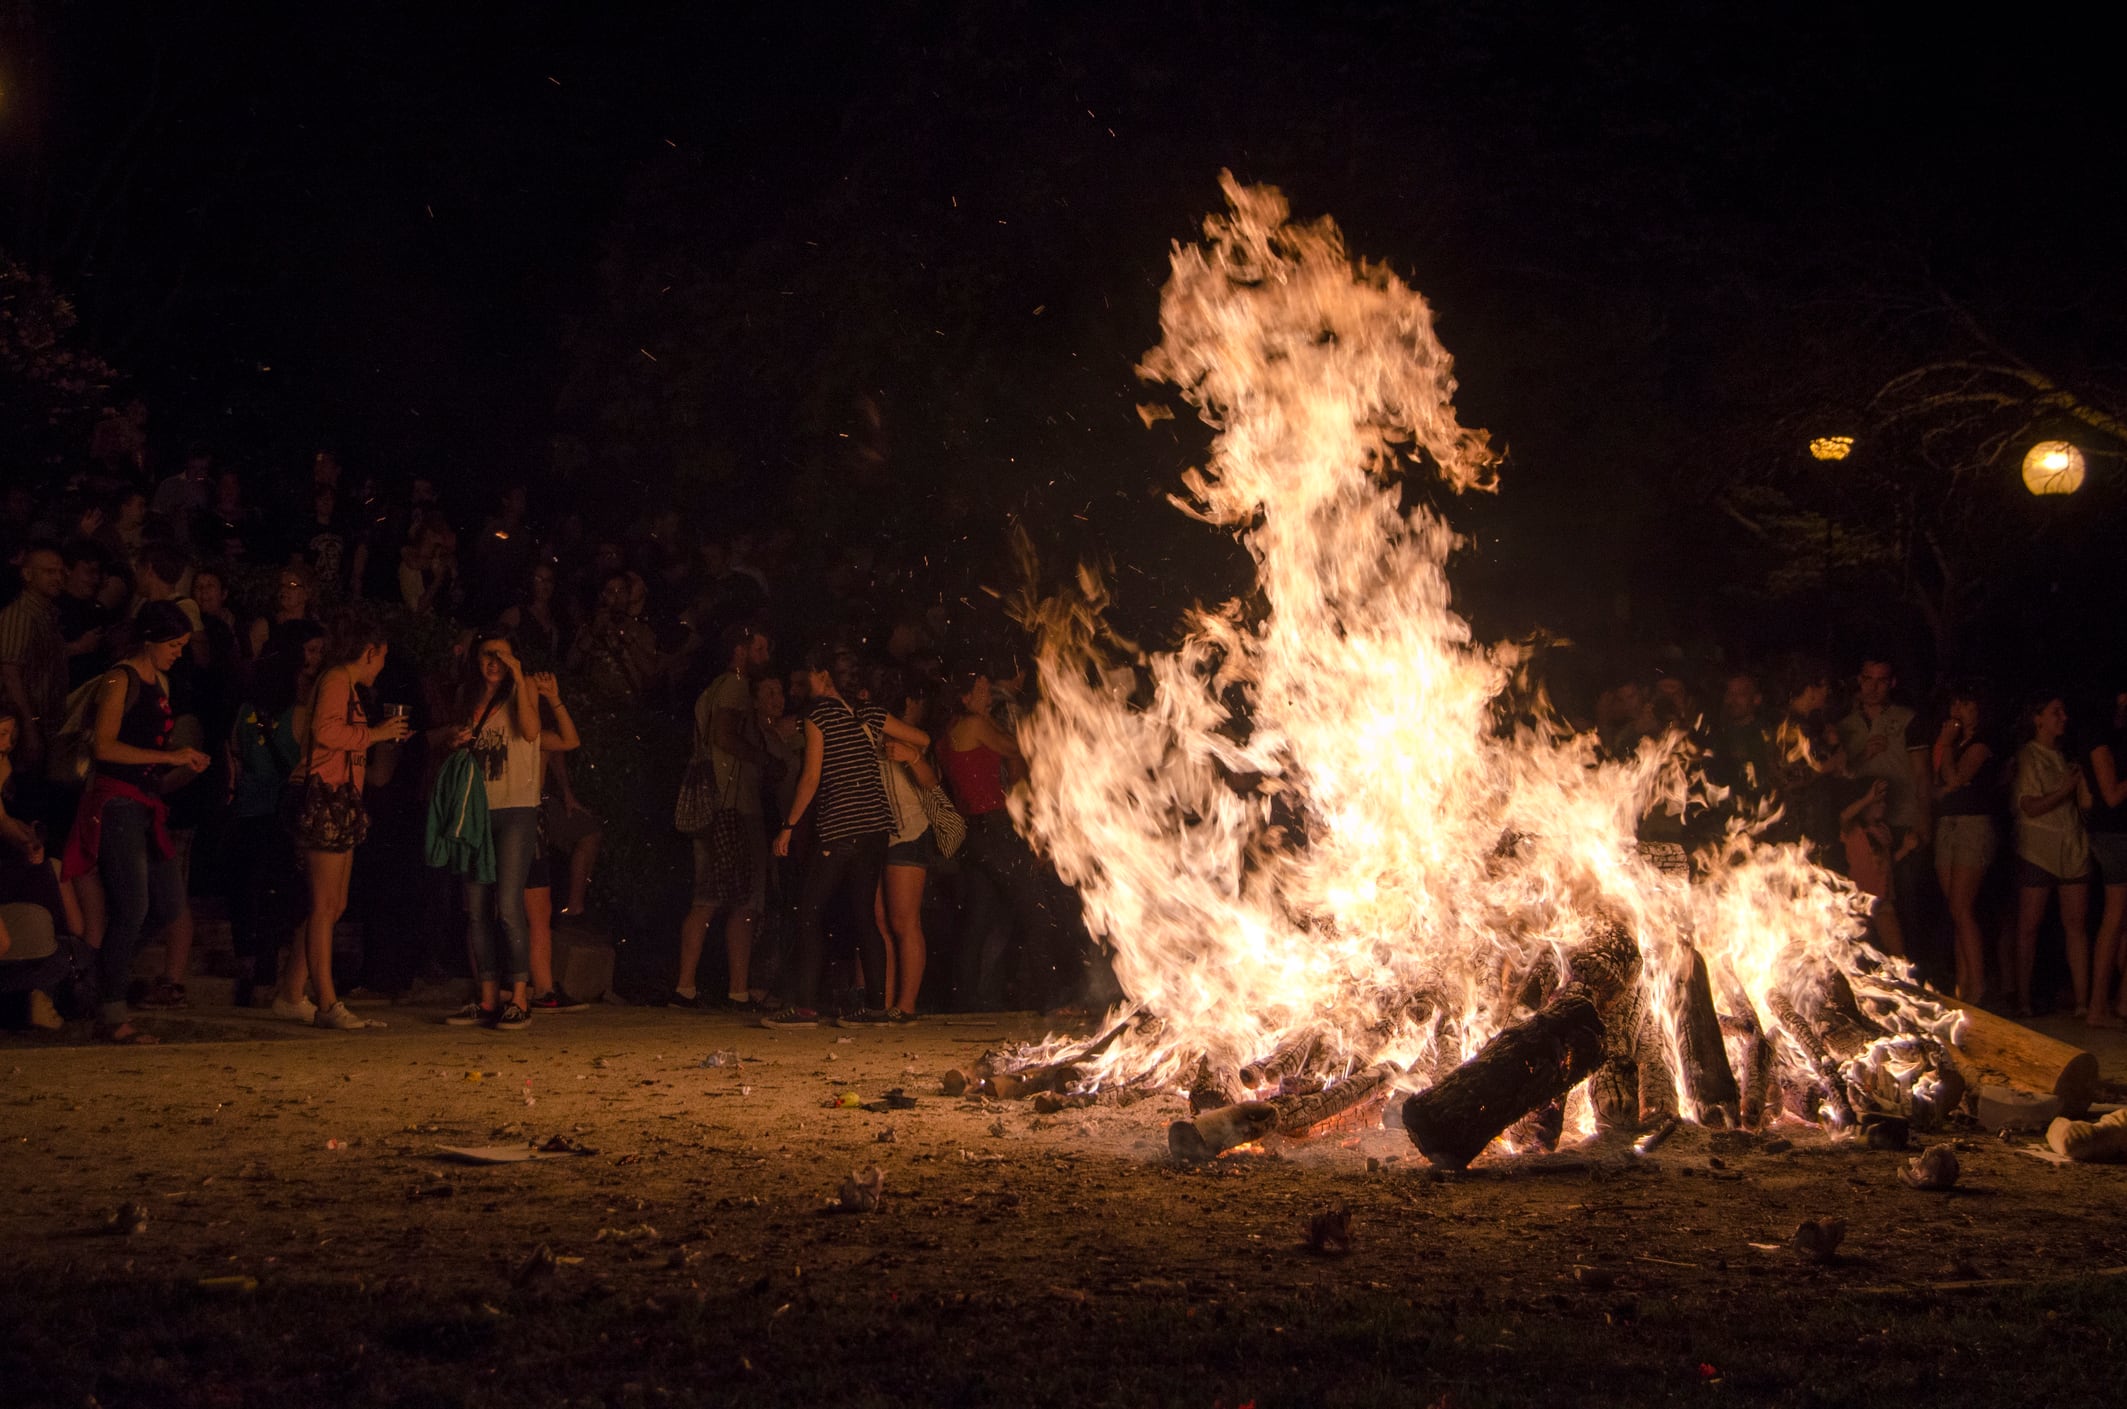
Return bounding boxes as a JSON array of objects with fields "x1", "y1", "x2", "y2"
[{"x1": 425, "y1": 749, "x2": 495, "y2": 883}]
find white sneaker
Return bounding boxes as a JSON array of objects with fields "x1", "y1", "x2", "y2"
[
  {"x1": 271, "y1": 995, "x2": 319, "y2": 1024},
  {"x1": 315, "y1": 1001, "x2": 382, "y2": 1031}
]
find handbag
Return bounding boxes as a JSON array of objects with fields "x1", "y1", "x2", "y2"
[
  {"x1": 865, "y1": 714, "x2": 965, "y2": 858},
  {"x1": 920, "y1": 784, "x2": 966, "y2": 858},
  {"x1": 673, "y1": 758, "x2": 719, "y2": 835}
]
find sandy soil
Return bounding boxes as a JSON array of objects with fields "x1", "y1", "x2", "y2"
[{"x1": 5, "y1": 1003, "x2": 2127, "y2": 1407}]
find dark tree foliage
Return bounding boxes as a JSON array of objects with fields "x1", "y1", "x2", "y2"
[{"x1": 4, "y1": 1, "x2": 2121, "y2": 680}]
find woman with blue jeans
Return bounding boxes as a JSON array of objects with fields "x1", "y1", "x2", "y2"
[
  {"x1": 446, "y1": 632, "x2": 577, "y2": 1030},
  {"x1": 59, "y1": 602, "x2": 211, "y2": 1043}
]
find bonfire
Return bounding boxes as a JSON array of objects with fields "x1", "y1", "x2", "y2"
[{"x1": 973, "y1": 175, "x2": 2089, "y2": 1168}]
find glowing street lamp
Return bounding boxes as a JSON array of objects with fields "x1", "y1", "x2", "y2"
[
  {"x1": 2021, "y1": 440, "x2": 2085, "y2": 496},
  {"x1": 1808, "y1": 435, "x2": 1855, "y2": 462}
]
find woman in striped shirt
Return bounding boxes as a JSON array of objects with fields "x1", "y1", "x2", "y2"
[{"x1": 764, "y1": 647, "x2": 928, "y2": 1028}]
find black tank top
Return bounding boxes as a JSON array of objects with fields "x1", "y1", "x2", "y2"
[
  {"x1": 2089, "y1": 726, "x2": 2127, "y2": 836},
  {"x1": 95, "y1": 667, "x2": 173, "y2": 790}
]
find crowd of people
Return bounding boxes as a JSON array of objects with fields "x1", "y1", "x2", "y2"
[
  {"x1": 1, "y1": 435, "x2": 1107, "y2": 1041},
  {"x1": 1604, "y1": 657, "x2": 2127, "y2": 1025},
  {"x1": 4, "y1": 430, "x2": 2121, "y2": 1043}
]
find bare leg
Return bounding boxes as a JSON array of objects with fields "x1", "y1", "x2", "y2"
[
  {"x1": 1946, "y1": 863, "x2": 1988, "y2": 1004},
  {"x1": 2089, "y1": 885, "x2": 2127, "y2": 1027},
  {"x1": 885, "y1": 863, "x2": 928, "y2": 1014},
  {"x1": 674, "y1": 903, "x2": 711, "y2": 995},
  {"x1": 565, "y1": 833, "x2": 600, "y2": 914},
  {"x1": 78, "y1": 870, "x2": 106, "y2": 949},
  {"x1": 162, "y1": 907, "x2": 194, "y2": 986},
  {"x1": 2060, "y1": 880, "x2": 2093, "y2": 1015},
  {"x1": 2014, "y1": 885, "x2": 2050, "y2": 1015},
  {"x1": 723, "y1": 906, "x2": 758, "y2": 1001},
  {"x1": 871, "y1": 884, "x2": 895, "y2": 1012},
  {"x1": 303, "y1": 850, "x2": 354, "y2": 1010},
  {"x1": 277, "y1": 924, "x2": 310, "y2": 1004},
  {"x1": 526, "y1": 885, "x2": 555, "y2": 994}
]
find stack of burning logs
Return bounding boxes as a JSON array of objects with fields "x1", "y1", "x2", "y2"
[{"x1": 960, "y1": 914, "x2": 2099, "y2": 1169}]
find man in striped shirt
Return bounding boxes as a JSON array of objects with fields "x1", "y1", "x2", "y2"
[{"x1": 763, "y1": 646, "x2": 929, "y2": 1027}]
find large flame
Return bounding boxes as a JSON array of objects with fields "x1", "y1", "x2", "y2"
[{"x1": 1013, "y1": 175, "x2": 1957, "y2": 1120}]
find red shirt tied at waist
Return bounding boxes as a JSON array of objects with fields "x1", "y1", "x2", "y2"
[
  {"x1": 62, "y1": 776, "x2": 175, "y2": 881},
  {"x1": 939, "y1": 740, "x2": 1009, "y2": 818}
]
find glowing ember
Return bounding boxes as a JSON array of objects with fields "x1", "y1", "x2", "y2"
[{"x1": 1009, "y1": 174, "x2": 1960, "y2": 1141}]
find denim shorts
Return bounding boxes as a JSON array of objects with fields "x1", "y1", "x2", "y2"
[
  {"x1": 2090, "y1": 832, "x2": 2127, "y2": 888},
  {"x1": 885, "y1": 828, "x2": 944, "y2": 871}
]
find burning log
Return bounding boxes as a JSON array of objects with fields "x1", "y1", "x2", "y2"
[
  {"x1": 985, "y1": 1012, "x2": 1143, "y2": 1099},
  {"x1": 1636, "y1": 1007, "x2": 1680, "y2": 1122},
  {"x1": 1187, "y1": 1057, "x2": 1245, "y2": 1114},
  {"x1": 1587, "y1": 978, "x2": 1647, "y2": 1133},
  {"x1": 1261, "y1": 1064, "x2": 1396, "y2": 1143},
  {"x1": 1719, "y1": 1006, "x2": 1778, "y2": 1130},
  {"x1": 1169, "y1": 1064, "x2": 1398, "y2": 1162},
  {"x1": 1239, "y1": 1032, "x2": 1320, "y2": 1092},
  {"x1": 1777, "y1": 974, "x2": 1968, "y2": 1129},
  {"x1": 1711, "y1": 968, "x2": 1779, "y2": 1129},
  {"x1": 1400, "y1": 920, "x2": 1641, "y2": 1169},
  {"x1": 1765, "y1": 991, "x2": 1859, "y2": 1126},
  {"x1": 1676, "y1": 949, "x2": 1741, "y2": 1127}
]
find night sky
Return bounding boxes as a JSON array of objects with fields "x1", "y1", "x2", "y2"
[{"x1": 6, "y1": 2, "x2": 2123, "y2": 681}]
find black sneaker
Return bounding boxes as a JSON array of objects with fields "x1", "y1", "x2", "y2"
[
  {"x1": 474, "y1": 1005, "x2": 503, "y2": 1030},
  {"x1": 885, "y1": 1008, "x2": 918, "y2": 1026},
  {"x1": 757, "y1": 1006, "x2": 818, "y2": 1029},
  {"x1": 444, "y1": 1002, "x2": 485, "y2": 1027},
  {"x1": 835, "y1": 1008, "x2": 892, "y2": 1028},
  {"x1": 666, "y1": 990, "x2": 706, "y2": 1010},
  {"x1": 492, "y1": 1003, "x2": 531, "y2": 1031},
  {"x1": 529, "y1": 988, "x2": 589, "y2": 1013}
]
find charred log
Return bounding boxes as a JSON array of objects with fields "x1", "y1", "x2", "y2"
[
  {"x1": 1677, "y1": 949, "x2": 1741, "y2": 1126},
  {"x1": 1239, "y1": 1032, "x2": 1320, "y2": 1092},
  {"x1": 1170, "y1": 1065, "x2": 1399, "y2": 1161},
  {"x1": 1766, "y1": 991, "x2": 1858, "y2": 1127},
  {"x1": 1261, "y1": 1065, "x2": 1397, "y2": 1142},
  {"x1": 1401, "y1": 920, "x2": 1641, "y2": 1170},
  {"x1": 1188, "y1": 1057, "x2": 1244, "y2": 1114}
]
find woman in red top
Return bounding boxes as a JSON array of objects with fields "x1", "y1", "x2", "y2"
[
  {"x1": 288, "y1": 613, "x2": 408, "y2": 1031},
  {"x1": 939, "y1": 669, "x2": 1086, "y2": 1013}
]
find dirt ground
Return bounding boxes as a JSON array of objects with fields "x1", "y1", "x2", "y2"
[{"x1": 5, "y1": 1001, "x2": 2127, "y2": 1409}]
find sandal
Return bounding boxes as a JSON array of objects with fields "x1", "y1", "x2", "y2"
[{"x1": 98, "y1": 1022, "x2": 161, "y2": 1045}]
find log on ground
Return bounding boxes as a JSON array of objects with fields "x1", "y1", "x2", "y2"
[
  {"x1": 1170, "y1": 1065, "x2": 1399, "y2": 1161},
  {"x1": 1934, "y1": 997, "x2": 2097, "y2": 1117}
]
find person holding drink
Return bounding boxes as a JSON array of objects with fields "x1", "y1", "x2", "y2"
[{"x1": 287, "y1": 611, "x2": 410, "y2": 1032}]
